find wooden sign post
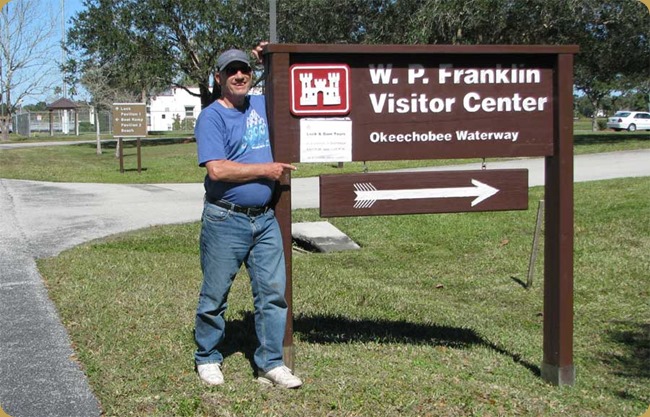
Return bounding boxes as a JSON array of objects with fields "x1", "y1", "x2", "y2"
[
  {"x1": 265, "y1": 44, "x2": 578, "y2": 386},
  {"x1": 112, "y1": 103, "x2": 147, "y2": 173}
]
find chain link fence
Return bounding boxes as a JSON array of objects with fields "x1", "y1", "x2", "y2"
[
  {"x1": 13, "y1": 108, "x2": 113, "y2": 137},
  {"x1": 13, "y1": 108, "x2": 195, "y2": 137}
]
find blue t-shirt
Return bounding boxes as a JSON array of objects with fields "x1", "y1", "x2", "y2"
[{"x1": 195, "y1": 95, "x2": 274, "y2": 207}]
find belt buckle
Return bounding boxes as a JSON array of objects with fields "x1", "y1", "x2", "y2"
[{"x1": 247, "y1": 206, "x2": 266, "y2": 216}]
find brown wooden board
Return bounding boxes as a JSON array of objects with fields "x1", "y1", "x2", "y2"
[
  {"x1": 265, "y1": 44, "x2": 574, "y2": 163},
  {"x1": 319, "y1": 169, "x2": 528, "y2": 217},
  {"x1": 112, "y1": 103, "x2": 147, "y2": 137}
]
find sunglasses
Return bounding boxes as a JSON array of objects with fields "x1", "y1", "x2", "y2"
[{"x1": 223, "y1": 65, "x2": 252, "y2": 77}]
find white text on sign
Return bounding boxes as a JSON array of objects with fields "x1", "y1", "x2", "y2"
[{"x1": 368, "y1": 63, "x2": 548, "y2": 114}]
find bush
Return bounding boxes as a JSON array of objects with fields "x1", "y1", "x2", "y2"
[
  {"x1": 181, "y1": 117, "x2": 195, "y2": 131},
  {"x1": 597, "y1": 119, "x2": 608, "y2": 131},
  {"x1": 172, "y1": 114, "x2": 194, "y2": 131},
  {"x1": 78, "y1": 121, "x2": 94, "y2": 133}
]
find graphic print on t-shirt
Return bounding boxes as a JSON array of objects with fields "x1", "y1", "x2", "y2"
[{"x1": 234, "y1": 108, "x2": 269, "y2": 158}]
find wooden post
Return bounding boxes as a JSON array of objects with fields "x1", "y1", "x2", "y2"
[
  {"x1": 118, "y1": 138, "x2": 124, "y2": 173},
  {"x1": 266, "y1": 50, "x2": 295, "y2": 370},
  {"x1": 137, "y1": 138, "x2": 142, "y2": 173},
  {"x1": 541, "y1": 53, "x2": 575, "y2": 386}
]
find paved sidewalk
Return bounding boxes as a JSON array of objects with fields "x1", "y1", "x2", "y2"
[{"x1": 1, "y1": 149, "x2": 649, "y2": 416}]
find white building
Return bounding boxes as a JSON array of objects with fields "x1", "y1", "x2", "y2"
[
  {"x1": 147, "y1": 87, "x2": 202, "y2": 131},
  {"x1": 146, "y1": 85, "x2": 264, "y2": 132}
]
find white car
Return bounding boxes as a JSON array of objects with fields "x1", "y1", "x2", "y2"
[{"x1": 606, "y1": 111, "x2": 650, "y2": 132}]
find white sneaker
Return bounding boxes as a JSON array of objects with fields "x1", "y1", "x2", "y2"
[
  {"x1": 197, "y1": 363, "x2": 224, "y2": 386},
  {"x1": 257, "y1": 365, "x2": 303, "y2": 388}
]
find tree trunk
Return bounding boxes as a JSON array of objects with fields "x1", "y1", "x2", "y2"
[
  {"x1": 199, "y1": 83, "x2": 217, "y2": 109},
  {"x1": 0, "y1": 122, "x2": 9, "y2": 142},
  {"x1": 591, "y1": 100, "x2": 599, "y2": 132},
  {"x1": 0, "y1": 111, "x2": 11, "y2": 141}
]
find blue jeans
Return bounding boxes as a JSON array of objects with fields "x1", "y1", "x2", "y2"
[{"x1": 194, "y1": 201, "x2": 287, "y2": 372}]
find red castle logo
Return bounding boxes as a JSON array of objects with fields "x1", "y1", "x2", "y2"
[{"x1": 290, "y1": 64, "x2": 350, "y2": 116}]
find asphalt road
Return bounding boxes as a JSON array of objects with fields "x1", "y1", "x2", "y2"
[{"x1": 1, "y1": 149, "x2": 649, "y2": 416}]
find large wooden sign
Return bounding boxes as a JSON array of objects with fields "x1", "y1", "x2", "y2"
[
  {"x1": 266, "y1": 45, "x2": 570, "y2": 163},
  {"x1": 320, "y1": 169, "x2": 528, "y2": 217},
  {"x1": 265, "y1": 44, "x2": 578, "y2": 387}
]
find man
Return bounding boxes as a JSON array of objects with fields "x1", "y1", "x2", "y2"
[{"x1": 193, "y1": 45, "x2": 302, "y2": 389}]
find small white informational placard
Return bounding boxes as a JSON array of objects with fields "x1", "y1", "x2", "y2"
[{"x1": 299, "y1": 118, "x2": 352, "y2": 163}]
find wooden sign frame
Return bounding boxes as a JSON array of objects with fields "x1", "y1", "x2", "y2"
[
  {"x1": 112, "y1": 103, "x2": 147, "y2": 173},
  {"x1": 265, "y1": 44, "x2": 578, "y2": 386}
]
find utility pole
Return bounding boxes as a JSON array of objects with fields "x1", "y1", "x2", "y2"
[
  {"x1": 0, "y1": 4, "x2": 6, "y2": 136},
  {"x1": 269, "y1": 0, "x2": 277, "y2": 43},
  {"x1": 61, "y1": 0, "x2": 66, "y2": 98},
  {"x1": 1, "y1": 56, "x2": 4, "y2": 130}
]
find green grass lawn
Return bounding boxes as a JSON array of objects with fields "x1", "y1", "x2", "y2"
[
  {"x1": 6, "y1": 119, "x2": 650, "y2": 415},
  {"x1": 38, "y1": 178, "x2": 650, "y2": 416}
]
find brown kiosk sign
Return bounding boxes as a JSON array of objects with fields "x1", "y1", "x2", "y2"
[
  {"x1": 265, "y1": 44, "x2": 578, "y2": 386},
  {"x1": 112, "y1": 103, "x2": 147, "y2": 173}
]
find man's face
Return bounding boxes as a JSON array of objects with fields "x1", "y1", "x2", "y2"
[{"x1": 217, "y1": 63, "x2": 253, "y2": 105}]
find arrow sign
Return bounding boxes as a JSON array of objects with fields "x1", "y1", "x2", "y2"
[
  {"x1": 353, "y1": 179, "x2": 499, "y2": 209},
  {"x1": 319, "y1": 169, "x2": 528, "y2": 217}
]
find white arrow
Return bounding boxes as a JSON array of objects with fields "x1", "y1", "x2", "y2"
[{"x1": 353, "y1": 179, "x2": 500, "y2": 209}]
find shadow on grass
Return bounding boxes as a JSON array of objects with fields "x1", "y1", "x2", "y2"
[
  {"x1": 220, "y1": 312, "x2": 540, "y2": 378},
  {"x1": 601, "y1": 321, "x2": 650, "y2": 380},
  {"x1": 510, "y1": 276, "x2": 530, "y2": 289}
]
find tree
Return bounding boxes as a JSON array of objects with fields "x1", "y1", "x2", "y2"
[
  {"x1": 64, "y1": 58, "x2": 140, "y2": 155},
  {"x1": 370, "y1": 0, "x2": 649, "y2": 131},
  {"x1": 0, "y1": 0, "x2": 59, "y2": 141},
  {"x1": 275, "y1": 0, "x2": 391, "y2": 44},
  {"x1": 66, "y1": 0, "x2": 649, "y2": 117},
  {"x1": 569, "y1": 1, "x2": 650, "y2": 129},
  {"x1": 23, "y1": 101, "x2": 48, "y2": 111},
  {"x1": 64, "y1": 0, "x2": 169, "y2": 104},
  {"x1": 66, "y1": 0, "x2": 399, "y2": 109},
  {"x1": 66, "y1": 0, "x2": 269, "y2": 109}
]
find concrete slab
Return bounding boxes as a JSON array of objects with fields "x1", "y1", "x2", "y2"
[{"x1": 292, "y1": 221, "x2": 360, "y2": 253}]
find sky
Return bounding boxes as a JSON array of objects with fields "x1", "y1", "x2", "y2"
[{"x1": 1, "y1": 0, "x2": 87, "y2": 105}]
